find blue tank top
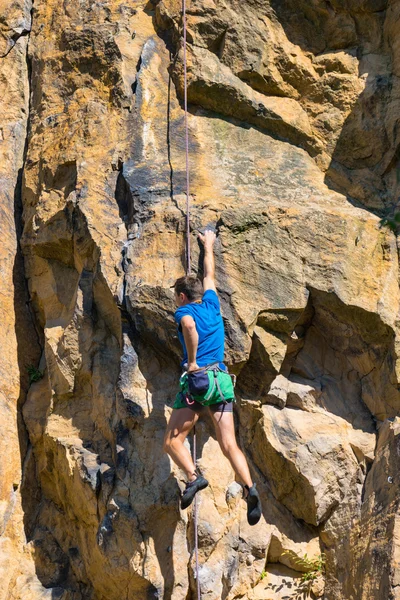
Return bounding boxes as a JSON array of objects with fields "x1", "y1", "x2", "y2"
[{"x1": 174, "y1": 290, "x2": 225, "y2": 367}]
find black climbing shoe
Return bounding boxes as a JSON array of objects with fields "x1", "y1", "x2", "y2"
[
  {"x1": 244, "y1": 483, "x2": 262, "y2": 526},
  {"x1": 181, "y1": 473, "x2": 209, "y2": 509}
]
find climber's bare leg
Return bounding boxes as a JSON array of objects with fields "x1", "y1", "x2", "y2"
[
  {"x1": 164, "y1": 408, "x2": 199, "y2": 481},
  {"x1": 210, "y1": 409, "x2": 253, "y2": 488}
]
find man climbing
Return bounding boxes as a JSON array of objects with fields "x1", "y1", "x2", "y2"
[{"x1": 164, "y1": 230, "x2": 262, "y2": 526}]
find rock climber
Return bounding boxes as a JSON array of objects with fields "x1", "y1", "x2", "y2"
[{"x1": 164, "y1": 230, "x2": 262, "y2": 526}]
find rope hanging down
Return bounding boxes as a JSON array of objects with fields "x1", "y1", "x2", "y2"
[
  {"x1": 192, "y1": 418, "x2": 200, "y2": 600},
  {"x1": 183, "y1": 0, "x2": 191, "y2": 275},
  {"x1": 182, "y1": 1, "x2": 201, "y2": 599}
]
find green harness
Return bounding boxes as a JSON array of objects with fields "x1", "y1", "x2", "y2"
[{"x1": 174, "y1": 363, "x2": 236, "y2": 409}]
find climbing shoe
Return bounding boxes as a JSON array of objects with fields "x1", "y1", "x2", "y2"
[
  {"x1": 244, "y1": 483, "x2": 262, "y2": 526},
  {"x1": 181, "y1": 473, "x2": 209, "y2": 509}
]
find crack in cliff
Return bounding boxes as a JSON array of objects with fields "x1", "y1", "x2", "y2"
[
  {"x1": 16, "y1": 1, "x2": 40, "y2": 344},
  {"x1": 114, "y1": 168, "x2": 131, "y2": 313},
  {"x1": 14, "y1": 0, "x2": 46, "y2": 550},
  {"x1": 13, "y1": 2, "x2": 41, "y2": 352}
]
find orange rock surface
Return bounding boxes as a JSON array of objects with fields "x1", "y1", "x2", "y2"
[{"x1": 1, "y1": 1, "x2": 400, "y2": 599}]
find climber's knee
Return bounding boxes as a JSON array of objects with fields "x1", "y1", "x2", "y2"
[{"x1": 220, "y1": 438, "x2": 238, "y2": 459}]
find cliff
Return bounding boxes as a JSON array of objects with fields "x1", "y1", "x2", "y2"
[{"x1": 1, "y1": 1, "x2": 400, "y2": 599}]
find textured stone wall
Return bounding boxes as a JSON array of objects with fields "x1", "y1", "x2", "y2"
[
  {"x1": 0, "y1": 0, "x2": 45, "y2": 596},
  {"x1": 2, "y1": 0, "x2": 400, "y2": 599}
]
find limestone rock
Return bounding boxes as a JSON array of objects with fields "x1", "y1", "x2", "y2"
[
  {"x1": 286, "y1": 375, "x2": 322, "y2": 411},
  {"x1": 263, "y1": 373, "x2": 322, "y2": 410},
  {"x1": 0, "y1": 0, "x2": 44, "y2": 596},
  {"x1": 155, "y1": 0, "x2": 398, "y2": 210},
  {"x1": 249, "y1": 564, "x2": 314, "y2": 600},
  {"x1": 250, "y1": 405, "x2": 375, "y2": 526},
  {"x1": 171, "y1": 44, "x2": 320, "y2": 157},
  {"x1": 264, "y1": 374, "x2": 288, "y2": 409},
  {"x1": 2, "y1": 0, "x2": 400, "y2": 599},
  {"x1": 339, "y1": 418, "x2": 400, "y2": 600}
]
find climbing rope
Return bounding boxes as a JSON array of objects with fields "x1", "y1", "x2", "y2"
[
  {"x1": 182, "y1": 1, "x2": 201, "y2": 598},
  {"x1": 192, "y1": 420, "x2": 200, "y2": 600},
  {"x1": 183, "y1": 0, "x2": 191, "y2": 274}
]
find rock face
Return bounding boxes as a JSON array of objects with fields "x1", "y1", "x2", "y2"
[
  {"x1": 2, "y1": 0, "x2": 400, "y2": 599},
  {"x1": 0, "y1": 0, "x2": 48, "y2": 597}
]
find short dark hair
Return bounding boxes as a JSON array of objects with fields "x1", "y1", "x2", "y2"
[{"x1": 174, "y1": 275, "x2": 203, "y2": 301}]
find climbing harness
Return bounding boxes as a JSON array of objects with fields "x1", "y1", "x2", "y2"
[
  {"x1": 180, "y1": 363, "x2": 236, "y2": 406},
  {"x1": 182, "y1": 0, "x2": 201, "y2": 598}
]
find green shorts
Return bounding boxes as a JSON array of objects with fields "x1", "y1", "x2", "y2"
[{"x1": 173, "y1": 367, "x2": 235, "y2": 410}]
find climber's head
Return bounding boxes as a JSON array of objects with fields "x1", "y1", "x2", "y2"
[{"x1": 173, "y1": 275, "x2": 203, "y2": 306}]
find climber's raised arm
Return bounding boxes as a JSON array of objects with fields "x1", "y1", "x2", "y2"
[{"x1": 198, "y1": 230, "x2": 216, "y2": 292}]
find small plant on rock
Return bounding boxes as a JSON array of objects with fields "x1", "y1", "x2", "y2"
[
  {"x1": 282, "y1": 550, "x2": 326, "y2": 583},
  {"x1": 259, "y1": 569, "x2": 267, "y2": 581},
  {"x1": 380, "y1": 212, "x2": 400, "y2": 234},
  {"x1": 298, "y1": 553, "x2": 326, "y2": 583},
  {"x1": 27, "y1": 364, "x2": 43, "y2": 385}
]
